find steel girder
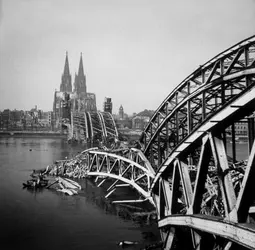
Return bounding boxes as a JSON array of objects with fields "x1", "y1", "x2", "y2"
[
  {"x1": 100, "y1": 112, "x2": 119, "y2": 138},
  {"x1": 72, "y1": 112, "x2": 88, "y2": 140},
  {"x1": 156, "y1": 132, "x2": 255, "y2": 250},
  {"x1": 85, "y1": 112, "x2": 94, "y2": 139},
  {"x1": 81, "y1": 148, "x2": 155, "y2": 205},
  {"x1": 140, "y1": 36, "x2": 255, "y2": 249},
  {"x1": 87, "y1": 112, "x2": 104, "y2": 141},
  {"x1": 97, "y1": 111, "x2": 107, "y2": 138},
  {"x1": 158, "y1": 214, "x2": 255, "y2": 249},
  {"x1": 109, "y1": 147, "x2": 156, "y2": 178}
]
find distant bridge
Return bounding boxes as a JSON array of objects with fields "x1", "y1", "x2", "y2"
[
  {"x1": 69, "y1": 36, "x2": 255, "y2": 249},
  {"x1": 65, "y1": 111, "x2": 118, "y2": 143}
]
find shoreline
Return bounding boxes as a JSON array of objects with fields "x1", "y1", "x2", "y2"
[{"x1": 0, "y1": 131, "x2": 67, "y2": 139}]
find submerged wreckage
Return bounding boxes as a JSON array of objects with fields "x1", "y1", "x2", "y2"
[
  {"x1": 22, "y1": 147, "x2": 97, "y2": 195},
  {"x1": 23, "y1": 168, "x2": 82, "y2": 195},
  {"x1": 23, "y1": 143, "x2": 248, "y2": 213}
]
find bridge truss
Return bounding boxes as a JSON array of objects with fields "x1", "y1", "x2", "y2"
[
  {"x1": 140, "y1": 35, "x2": 255, "y2": 249},
  {"x1": 71, "y1": 111, "x2": 118, "y2": 143},
  {"x1": 77, "y1": 147, "x2": 155, "y2": 205}
]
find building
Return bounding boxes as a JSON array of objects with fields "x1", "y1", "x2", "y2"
[
  {"x1": 103, "y1": 97, "x2": 112, "y2": 114},
  {"x1": 60, "y1": 53, "x2": 72, "y2": 93},
  {"x1": 226, "y1": 120, "x2": 248, "y2": 139},
  {"x1": 119, "y1": 105, "x2": 124, "y2": 119},
  {"x1": 132, "y1": 109, "x2": 154, "y2": 130},
  {"x1": 37, "y1": 111, "x2": 53, "y2": 129},
  {"x1": 0, "y1": 109, "x2": 11, "y2": 129},
  {"x1": 53, "y1": 52, "x2": 97, "y2": 129},
  {"x1": 114, "y1": 105, "x2": 132, "y2": 129},
  {"x1": 0, "y1": 107, "x2": 54, "y2": 131}
]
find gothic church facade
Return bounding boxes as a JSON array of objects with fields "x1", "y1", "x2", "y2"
[{"x1": 53, "y1": 52, "x2": 97, "y2": 128}]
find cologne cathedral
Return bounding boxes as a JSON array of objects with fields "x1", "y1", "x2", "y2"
[{"x1": 53, "y1": 52, "x2": 97, "y2": 128}]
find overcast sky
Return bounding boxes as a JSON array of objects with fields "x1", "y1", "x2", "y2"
[{"x1": 0, "y1": 0, "x2": 255, "y2": 115}]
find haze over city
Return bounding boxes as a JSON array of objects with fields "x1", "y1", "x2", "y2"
[{"x1": 0, "y1": 0, "x2": 255, "y2": 114}]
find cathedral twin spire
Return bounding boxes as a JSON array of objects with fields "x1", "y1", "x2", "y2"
[
  {"x1": 60, "y1": 51, "x2": 72, "y2": 93},
  {"x1": 63, "y1": 51, "x2": 70, "y2": 76},
  {"x1": 78, "y1": 53, "x2": 84, "y2": 76},
  {"x1": 75, "y1": 53, "x2": 86, "y2": 94},
  {"x1": 60, "y1": 52, "x2": 86, "y2": 95}
]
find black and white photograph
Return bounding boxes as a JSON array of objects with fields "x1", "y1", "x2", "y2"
[{"x1": 0, "y1": 1, "x2": 255, "y2": 249}]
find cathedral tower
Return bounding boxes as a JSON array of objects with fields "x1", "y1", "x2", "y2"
[
  {"x1": 74, "y1": 53, "x2": 86, "y2": 95},
  {"x1": 119, "y1": 105, "x2": 124, "y2": 119},
  {"x1": 60, "y1": 52, "x2": 72, "y2": 92}
]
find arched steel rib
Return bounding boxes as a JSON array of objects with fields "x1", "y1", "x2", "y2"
[
  {"x1": 108, "y1": 112, "x2": 119, "y2": 137},
  {"x1": 97, "y1": 111, "x2": 107, "y2": 138},
  {"x1": 144, "y1": 68, "x2": 255, "y2": 155},
  {"x1": 142, "y1": 36, "x2": 255, "y2": 152},
  {"x1": 87, "y1": 150, "x2": 155, "y2": 178},
  {"x1": 83, "y1": 112, "x2": 89, "y2": 140},
  {"x1": 86, "y1": 112, "x2": 94, "y2": 139},
  {"x1": 101, "y1": 112, "x2": 119, "y2": 138},
  {"x1": 150, "y1": 83, "x2": 255, "y2": 190},
  {"x1": 84, "y1": 149, "x2": 155, "y2": 205},
  {"x1": 158, "y1": 215, "x2": 255, "y2": 249}
]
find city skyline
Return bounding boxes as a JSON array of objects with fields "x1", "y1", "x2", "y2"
[{"x1": 0, "y1": 0, "x2": 255, "y2": 115}]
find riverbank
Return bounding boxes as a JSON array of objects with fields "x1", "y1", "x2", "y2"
[{"x1": 0, "y1": 131, "x2": 66, "y2": 138}]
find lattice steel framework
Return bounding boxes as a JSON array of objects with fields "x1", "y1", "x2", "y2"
[
  {"x1": 72, "y1": 111, "x2": 118, "y2": 142},
  {"x1": 100, "y1": 112, "x2": 119, "y2": 138},
  {"x1": 81, "y1": 148, "x2": 155, "y2": 205},
  {"x1": 72, "y1": 112, "x2": 88, "y2": 141},
  {"x1": 142, "y1": 36, "x2": 255, "y2": 171},
  {"x1": 140, "y1": 36, "x2": 255, "y2": 249}
]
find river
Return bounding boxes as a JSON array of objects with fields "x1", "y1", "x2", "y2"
[{"x1": 0, "y1": 137, "x2": 160, "y2": 250}]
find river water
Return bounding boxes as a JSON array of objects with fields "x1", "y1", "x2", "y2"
[{"x1": 0, "y1": 137, "x2": 160, "y2": 250}]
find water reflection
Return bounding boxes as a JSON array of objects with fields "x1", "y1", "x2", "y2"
[
  {"x1": 80, "y1": 178, "x2": 156, "y2": 226},
  {"x1": 0, "y1": 137, "x2": 160, "y2": 250}
]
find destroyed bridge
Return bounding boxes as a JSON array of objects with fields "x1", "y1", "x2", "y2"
[{"x1": 67, "y1": 35, "x2": 255, "y2": 250}]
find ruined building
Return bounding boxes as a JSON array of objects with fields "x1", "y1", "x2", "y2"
[
  {"x1": 103, "y1": 97, "x2": 112, "y2": 114},
  {"x1": 53, "y1": 52, "x2": 97, "y2": 129}
]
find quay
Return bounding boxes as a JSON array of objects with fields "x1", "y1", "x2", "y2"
[{"x1": 0, "y1": 130, "x2": 66, "y2": 138}]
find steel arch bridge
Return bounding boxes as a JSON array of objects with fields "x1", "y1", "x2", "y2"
[
  {"x1": 70, "y1": 111, "x2": 118, "y2": 143},
  {"x1": 139, "y1": 35, "x2": 255, "y2": 249}
]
